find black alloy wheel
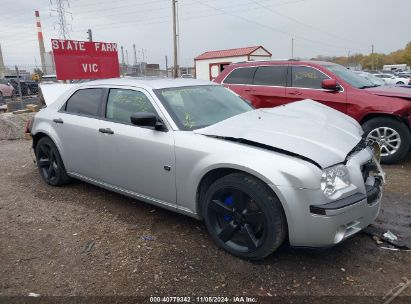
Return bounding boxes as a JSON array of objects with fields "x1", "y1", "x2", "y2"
[
  {"x1": 202, "y1": 173, "x2": 286, "y2": 260},
  {"x1": 37, "y1": 142, "x2": 58, "y2": 183},
  {"x1": 35, "y1": 137, "x2": 71, "y2": 186},
  {"x1": 208, "y1": 188, "x2": 267, "y2": 252}
]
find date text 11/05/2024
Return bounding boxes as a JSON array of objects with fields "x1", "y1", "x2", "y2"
[{"x1": 149, "y1": 296, "x2": 258, "y2": 303}]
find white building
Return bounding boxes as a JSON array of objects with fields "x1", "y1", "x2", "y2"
[
  {"x1": 382, "y1": 64, "x2": 409, "y2": 71},
  {"x1": 194, "y1": 46, "x2": 272, "y2": 80}
]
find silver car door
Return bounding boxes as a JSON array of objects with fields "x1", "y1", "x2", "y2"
[
  {"x1": 97, "y1": 87, "x2": 176, "y2": 206},
  {"x1": 52, "y1": 88, "x2": 106, "y2": 179}
]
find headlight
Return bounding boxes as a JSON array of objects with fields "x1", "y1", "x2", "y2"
[{"x1": 321, "y1": 164, "x2": 351, "y2": 197}]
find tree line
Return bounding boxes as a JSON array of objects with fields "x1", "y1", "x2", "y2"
[{"x1": 313, "y1": 41, "x2": 411, "y2": 70}]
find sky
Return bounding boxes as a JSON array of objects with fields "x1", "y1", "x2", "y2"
[{"x1": 1, "y1": 0, "x2": 410, "y2": 70}]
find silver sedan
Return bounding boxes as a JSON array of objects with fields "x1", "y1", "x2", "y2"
[{"x1": 29, "y1": 78, "x2": 384, "y2": 259}]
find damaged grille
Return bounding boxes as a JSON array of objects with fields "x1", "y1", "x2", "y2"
[
  {"x1": 361, "y1": 158, "x2": 383, "y2": 205},
  {"x1": 361, "y1": 161, "x2": 377, "y2": 182}
]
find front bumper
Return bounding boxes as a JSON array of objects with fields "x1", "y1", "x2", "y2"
[
  {"x1": 309, "y1": 179, "x2": 382, "y2": 216},
  {"x1": 273, "y1": 146, "x2": 384, "y2": 248}
]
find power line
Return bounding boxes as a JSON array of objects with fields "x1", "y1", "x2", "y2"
[
  {"x1": 69, "y1": 0, "x2": 168, "y2": 9},
  {"x1": 69, "y1": 0, "x2": 308, "y2": 33},
  {"x1": 250, "y1": 0, "x2": 369, "y2": 47},
  {"x1": 71, "y1": 0, "x2": 169, "y2": 16},
  {"x1": 191, "y1": 0, "x2": 368, "y2": 53},
  {"x1": 62, "y1": 0, "x2": 304, "y2": 28}
]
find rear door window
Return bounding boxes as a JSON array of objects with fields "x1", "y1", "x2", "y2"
[
  {"x1": 65, "y1": 88, "x2": 105, "y2": 117},
  {"x1": 253, "y1": 66, "x2": 287, "y2": 86},
  {"x1": 291, "y1": 66, "x2": 329, "y2": 89},
  {"x1": 223, "y1": 67, "x2": 256, "y2": 84}
]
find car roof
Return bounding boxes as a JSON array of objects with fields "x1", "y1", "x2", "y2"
[
  {"x1": 78, "y1": 77, "x2": 216, "y2": 90},
  {"x1": 229, "y1": 59, "x2": 336, "y2": 67}
]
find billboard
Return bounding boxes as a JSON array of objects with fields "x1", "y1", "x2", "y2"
[{"x1": 51, "y1": 39, "x2": 120, "y2": 80}]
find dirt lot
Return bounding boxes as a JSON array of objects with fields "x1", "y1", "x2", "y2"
[{"x1": 0, "y1": 140, "x2": 410, "y2": 302}]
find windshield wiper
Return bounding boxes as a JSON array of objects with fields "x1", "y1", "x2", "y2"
[{"x1": 359, "y1": 85, "x2": 380, "y2": 89}]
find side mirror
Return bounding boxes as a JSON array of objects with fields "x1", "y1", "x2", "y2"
[
  {"x1": 322, "y1": 79, "x2": 339, "y2": 91},
  {"x1": 130, "y1": 112, "x2": 167, "y2": 131}
]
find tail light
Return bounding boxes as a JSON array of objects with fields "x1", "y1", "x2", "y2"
[{"x1": 25, "y1": 117, "x2": 34, "y2": 134}]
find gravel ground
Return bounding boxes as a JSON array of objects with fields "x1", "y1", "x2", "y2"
[{"x1": 0, "y1": 140, "x2": 410, "y2": 302}]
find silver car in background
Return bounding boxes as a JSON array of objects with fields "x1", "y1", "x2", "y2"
[{"x1": 29, "y1": 78, "x2": 384, "y2": 259}]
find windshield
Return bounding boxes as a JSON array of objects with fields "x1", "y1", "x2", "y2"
[
  {"x1": 154, "y1": 85, "x2": 253, "y2": 130},
  {"x1": 323, "y1": 64, "x2": 378, "y2": 89}
]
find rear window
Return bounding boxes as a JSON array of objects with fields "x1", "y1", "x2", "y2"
[
  {"x1": 65, "y1": 88, "x2": 105, "y2": 117},
  {"x1": 223, "y1": 67, "x2": 256, "y2": 84},
  {"x1": 253, "y1": 66, "x2": 287, "y2": 86}
]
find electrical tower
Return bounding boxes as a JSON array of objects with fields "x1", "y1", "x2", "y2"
[{"x1": 51, "y1": 0, "x2": 72, "y2": 39}]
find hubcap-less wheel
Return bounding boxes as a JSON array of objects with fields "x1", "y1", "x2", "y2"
[
  {"x1": 366, "y1": 127, "x2": 401, "y2": 156},
  {"x1": 208, "y1": 188, "x2": 266, "y2": 253},
  {"x1": 37, "y1": 143, "x2": 59, "y2": 182}
]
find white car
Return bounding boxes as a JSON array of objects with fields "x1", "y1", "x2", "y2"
[
  {"x1": 353, "y1": 71, "x2": 385, "y2": 86},
  {"x1": 374, "y1": 73, "x2": 410, "y2": 85}
]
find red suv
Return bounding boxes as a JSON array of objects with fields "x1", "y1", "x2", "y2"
[{"x1": 214, "y1": 60, "x2": 411, "y2": 163}]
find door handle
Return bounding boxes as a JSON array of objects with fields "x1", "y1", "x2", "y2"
[
  {"x1": 244, "y1": 89, "x2": 254, "y2": 92},
  {"x1": 288, "y1": 91, "x2": 302, "y2": 96},
  {"x1": 53, "y1": 118, "x2": 64, "y2": 124},
  {"x1": 98, "y1": 128, "x2": 114, "y2": 134}
]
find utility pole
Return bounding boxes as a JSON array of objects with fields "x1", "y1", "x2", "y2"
[
  {"x1": 165, "y1": 55, "x2": 168, "y2": 77},
  {"x1": 172, "y1": 0, "x2": 178, "y2": 78},
  {"x1": 15, "y1": 66, "x2": 22, "y2": 100},
  {"x1": 291, "y1": 38, "x2": 294, "y2": 59},
  {"x1": 126, "y1": 49, "x2": 129, "y2": 65},
  {"x1": 371, "y1": 44, "x2": 374, "y2": 71},
  {"x1": 120, "y1": 46, "x2": 125, "y2": 65},
  {"x1": 87, "y1": 29, "x2": 92, "y2": 42},
  {"x1": 133, "y1": 44, "x2": 137, "y2": 66}
]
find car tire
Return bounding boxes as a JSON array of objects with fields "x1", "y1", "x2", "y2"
[
  {"x1": 35, "y1": 137, "x2": 71, "y2": 186},
  {"x1": 201, "y1": 172, "x2": 287, "y2": 260},
  {"x1": 396, "y1": 81, "x2": 404, "y2": 85},
  {"x1": 362, "y1": 117, "x2": 411, "y2": 164}
]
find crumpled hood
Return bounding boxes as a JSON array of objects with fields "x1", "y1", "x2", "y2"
[
  {"x1": 195, "y1": 100, "x2": 363, "y2": 168},
  {"x1": 364, "y1": 85, "x2": 411, "y2": 99}
]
